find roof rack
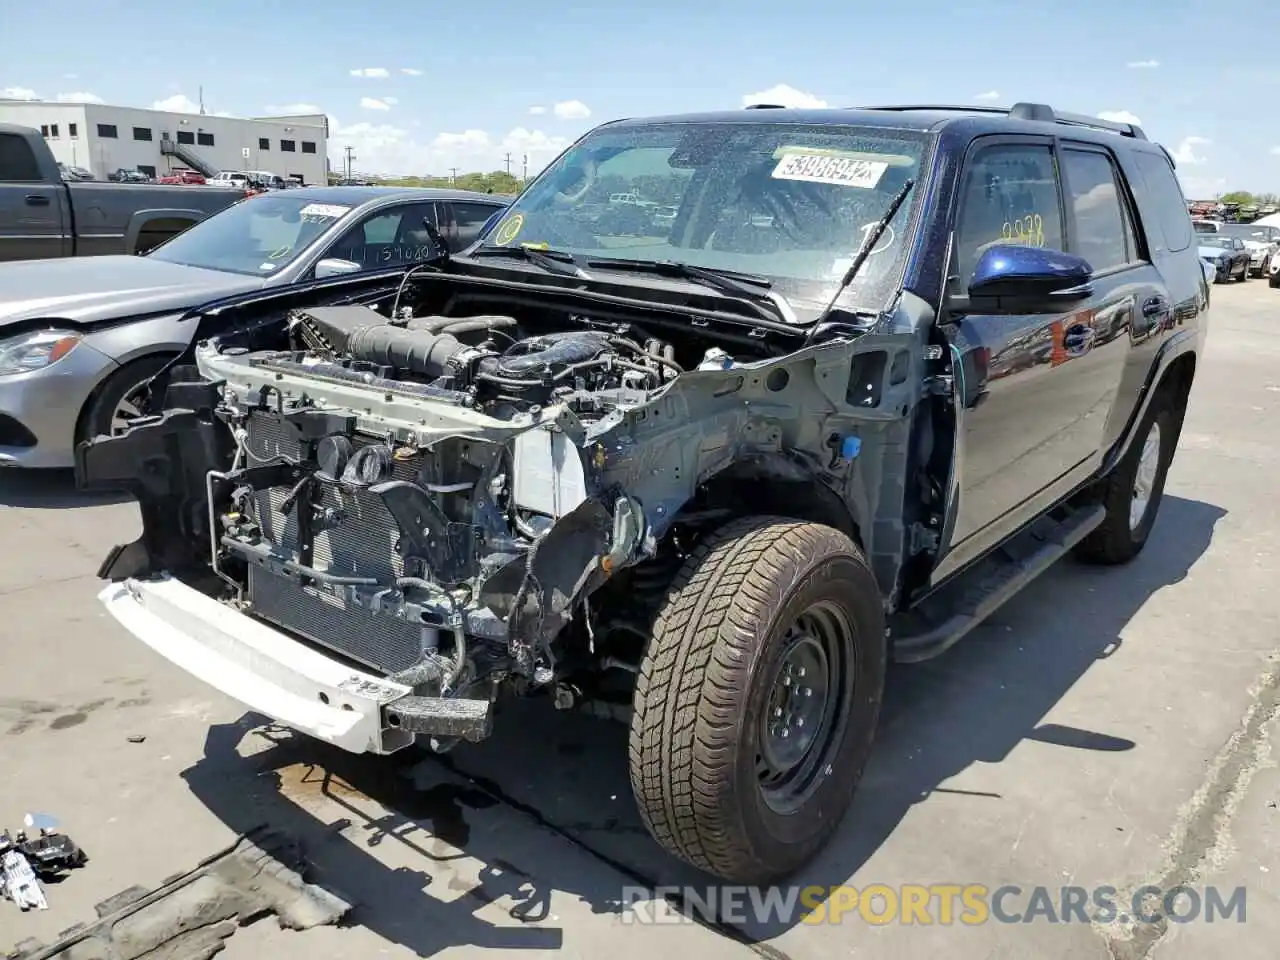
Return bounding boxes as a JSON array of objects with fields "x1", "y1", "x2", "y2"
[
  {"x1": 855, "y1": 102, "x2": 1149, "y2": 141},
  {"x1": 744, "y1": 103, "x2": 787, "y2": 109}
]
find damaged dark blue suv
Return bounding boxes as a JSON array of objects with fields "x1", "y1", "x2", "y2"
[{"x1": 78, "y1": 100, "x2": 1207, "y2": 886}]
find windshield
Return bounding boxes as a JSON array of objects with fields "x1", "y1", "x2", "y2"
[
  {"x1": 478, "y1": 121, "x2": 929, "y2": 319},
  {"x1": 1200, "y1": 236, "x2": 1232, "y2": 249},
  {"x1": 146, "y1": 194, "x2": 353, "y2": 275}
]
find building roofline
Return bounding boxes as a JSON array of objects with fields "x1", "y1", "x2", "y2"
[{"x1": 0, "y1": 99, "x2": 325, "y2": 128}]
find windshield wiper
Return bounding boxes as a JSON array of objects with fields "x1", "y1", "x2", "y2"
[
  {"x1": 470, "y1": 244, "x2": 594, "y2": 280},
  {"x1": 811, "y1": 177, "x2": 915, "y2": 327},
  {"x1": 585, "y1": 258, "x2": 795, "y2": 324}
]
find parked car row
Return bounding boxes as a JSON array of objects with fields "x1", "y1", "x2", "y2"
[{"x1": 1195, "y1": 220, "x2": 1280, "y2": 282}]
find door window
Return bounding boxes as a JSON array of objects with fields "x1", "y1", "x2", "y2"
[
  {"x1": 1061, "y1": 148, "x2": 1137, "y2": 272},
  {"x1": 953, "y1": 142, "x2": 1066, "y2": 284},
  {"x1": 0, "y1": 134, "x2": 42, "y2": 182},
  {"x1": 326, "y1": 202, "x2": 441, "y2": 270},
  {"x1": 448, "y1": 201, "x2": 506, "y2": 250}
]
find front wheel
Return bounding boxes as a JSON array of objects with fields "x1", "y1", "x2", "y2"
[
  {"x1": 79, "y1": 355, "x2": 173, "y2": 446},
  {"x1": 628, "y1": 516, "x2": 886, "y2": 885}
]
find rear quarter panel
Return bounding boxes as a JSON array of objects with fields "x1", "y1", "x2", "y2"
[{"x1": 1101, "y1": 148, "x2": 1205, "y2": 455}]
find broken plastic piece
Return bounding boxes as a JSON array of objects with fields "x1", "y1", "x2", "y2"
[
  {"x1": 841, "y1": 435, "x2": 862, "y2": 460},
  {"x1": 1, "y1": 850, "x2": 48, "y2": 911}
]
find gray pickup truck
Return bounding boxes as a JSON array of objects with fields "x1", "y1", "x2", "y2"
[{"x1": 0, "y1": 123, "x2": 249, "y2": 262}]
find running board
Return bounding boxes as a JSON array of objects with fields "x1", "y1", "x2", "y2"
[{"x1": 891, "y1": 504, "x2": 1106, "y2": 664}]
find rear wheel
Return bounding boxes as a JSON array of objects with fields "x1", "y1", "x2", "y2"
[
  {"x1": 628, "y1": 516, "x2": 886, "y2": 885},
  {"x1": 1074, "y1": 392, "x2": 1176, "y2": 564}
]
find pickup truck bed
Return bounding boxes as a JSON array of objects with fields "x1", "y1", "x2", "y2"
[{"x1": 0, "y1": 122, "x2": 248, "y2": 261}]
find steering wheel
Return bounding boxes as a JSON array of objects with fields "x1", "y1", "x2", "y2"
[{"x1": 553, "y1": 155, "x2": 598, "y2": 205}]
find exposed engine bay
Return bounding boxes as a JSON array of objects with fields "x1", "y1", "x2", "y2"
[{"x1": 83, "y1": 278, "x2": 933, "y2": 749}]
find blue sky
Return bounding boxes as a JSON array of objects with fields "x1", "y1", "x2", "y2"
[{"x1": 3, "y1": 0, "x2": 1279, "y2": 196}]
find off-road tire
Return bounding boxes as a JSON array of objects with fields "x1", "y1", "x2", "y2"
[
  {"x1": 628, "y1": 516, "x2": 886, "y2": 885},
  {"x1": 1073, "y1": 393, "x2": 1177, "y2": 565},
  {"x1": 79, "y1": 354, "x2": 173, "y2": 446}
]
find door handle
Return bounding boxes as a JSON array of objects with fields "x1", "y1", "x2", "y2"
[
  {"x1": 24, "y1": 195, "x2": 51, "y2": 206},
  {"x1": 1141, "y1": 297, "x2": 1167, "y2": 318}
]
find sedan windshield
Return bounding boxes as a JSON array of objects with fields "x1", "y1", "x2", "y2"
[
  {"x1": 477, "y1": 121, "x2": 929, "y2": 320},
  {"x1": 1199, "y1": 237, "x2": 1232, "y2": 249},
  {"x1": 146, "y1": 195, "x2": 354, "y2": 276}
]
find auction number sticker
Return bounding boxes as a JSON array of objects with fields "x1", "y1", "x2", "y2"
[
  {"x1": 492, "y1": 213, "x2": 525, "y2": 246},
  {"x1": 298, "y1": 203, "x2": 352, "y2": 220},
  {"x1": 772, "y1": 153, "x2": 888, "y2": 189}
]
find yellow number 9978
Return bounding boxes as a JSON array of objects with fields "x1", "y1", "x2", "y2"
[{"x1": 1000, "y1": 214, "x2": 1045, "y2": 248}]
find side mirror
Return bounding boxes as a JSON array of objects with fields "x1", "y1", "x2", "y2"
[
  {"x1": 966, "y1": 245, "x2": 1093, "y2": 314},
  {"x1": 314, "y1": 257, "x2": 362, "y2": 279}
]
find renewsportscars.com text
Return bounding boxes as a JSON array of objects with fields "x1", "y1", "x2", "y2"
[{"x1": 619, "y1": 883, "x2": 1247, "y2": 926}]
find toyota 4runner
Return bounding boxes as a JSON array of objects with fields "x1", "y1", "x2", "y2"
[{"x1": 77, "y1": 101, "x2": 1207, "y2": 886}]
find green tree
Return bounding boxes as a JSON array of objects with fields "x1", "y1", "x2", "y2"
[{"x1": 1220, "y1": 190, "x2": 1255, "y2": 205}]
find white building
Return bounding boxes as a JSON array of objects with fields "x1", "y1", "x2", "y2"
[{"x1": 0, "y1": 99, "x2": 330, "y2": 185}]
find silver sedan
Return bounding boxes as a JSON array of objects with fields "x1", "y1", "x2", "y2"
[{"x1": 0, "y1": 186, "x2": 508, "y2": 468}]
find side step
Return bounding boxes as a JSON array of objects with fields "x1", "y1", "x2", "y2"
[{"x1": 891, "y1": 504, "x2": 1106, "y2": 664}]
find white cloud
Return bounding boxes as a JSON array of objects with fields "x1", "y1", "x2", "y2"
[
  {"x1": 552, "y1": 99, "x2": 591, "y2": 120},
  {"x1": 973, "y1": 90, "x2": 1000, "y2": 102},
  {"x1": 350, "y1": 67, "x2": 390, "y2": 78},
  {"x1": 55, "y1": 91, "x2": 103, "y2": 104},
  {"x1": 740, "y1": 84, "x2": 828, "y2": 109},
  {"x1": 327, "y1": 115, "x2": 570, "y2": 178},
  {"x1": 263, "y1": 103, "x2": 322, "y2": 114},
  {"x1": 431, "y1": 129, "x2": 491, "y2": 153},
  {"x1": 1098, "y1": 110, "x2": 1143, "y2": 125},
  {"x1": 1127, "y1": 59, "x2": 1160, "y2": 69},
  {"x1": 1, "y1": 86, "x2": 39, "y2": 100},
  {"x1": 1171, "y1": 135, "x2": 1210, "y2": 165},
  {"x1": 400, "y1": 68, "x2": 423, "y2": 76},
  {"x1": 528, "y1": 105, "x2": 547, "y2": 115},
  {"x1": 152, "y1": 93, "x2": 202, "y2": 113},
  {"x1": 383, "y1": 96, "x2": 398, "y2": 105},
  {"x1": 360, "y1": 97, "x2": 391, "y2": 111}
]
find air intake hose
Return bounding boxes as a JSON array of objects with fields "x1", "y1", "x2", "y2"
[{"x1": 346, "y1": 324, "x2": 465, "y2": 378}]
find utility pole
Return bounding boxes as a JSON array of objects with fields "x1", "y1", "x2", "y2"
[
  {"x1": 522, "y1": 154, "x2": 528, "y2": 182},
  {"x1": 448, "y1": 167, "x2": 459, "y2": 185},
  {"x1": 344, "y1": 146, "x2": 356, "y2": 182},
  {"x1": 503, "y1": 152, "x2": 512, "y2": 176}
]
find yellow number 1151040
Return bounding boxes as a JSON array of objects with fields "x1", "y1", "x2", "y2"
[{"x1": 1001, "y1": 214, "x2": 1045, "y2": 247}]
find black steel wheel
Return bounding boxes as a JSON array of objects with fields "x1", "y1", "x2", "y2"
[{"x1": 629, "y1": 516, "x2": 885, "y2": 885}]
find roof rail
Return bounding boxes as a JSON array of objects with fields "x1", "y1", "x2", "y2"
[
  {"x1": 744, "y1": 103, "x2": 787, "y2": 109},
  {"x1": 856, "y1": 102, "x2": 1149, "y2": 141}
]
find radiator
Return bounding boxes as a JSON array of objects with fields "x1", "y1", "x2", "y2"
[{"x1": 242, "y1": 413, "x2": 430, "y2": 675}]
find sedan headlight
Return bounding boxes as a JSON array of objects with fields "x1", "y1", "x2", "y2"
[{"x1": 0, "y1": 330, "x2": 83, "y2": 377}]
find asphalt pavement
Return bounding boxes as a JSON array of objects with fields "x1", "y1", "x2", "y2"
[{"x1": 1, "y1": 279, "x2": 1277, "y2": 959}]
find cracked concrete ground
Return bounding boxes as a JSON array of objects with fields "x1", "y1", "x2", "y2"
[{"x1": 1, "y1": 281, "x2": 1276, "y2": 959}]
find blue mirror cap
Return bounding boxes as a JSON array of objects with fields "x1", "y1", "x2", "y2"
[{"x1": 971, "y1": 244, "x2": 1092, "y2": 286}]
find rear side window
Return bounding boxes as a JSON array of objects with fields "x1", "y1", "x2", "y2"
[
  {"x1": 953, "y1": 142, "x2": 1066, "y2": 283},
  {"x1": 1061, "y1": 148, "x2": 1137, "y2": 272},
  {"x1": 0, "y1": 133, "x2": 42, "y2": 182},
  {"x1": 1133, "y1": 152, "x2": 1192, "y2": 253}
]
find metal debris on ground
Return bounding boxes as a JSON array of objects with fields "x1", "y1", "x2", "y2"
[
  {"x1": 5, "y1": 826, "x2": 352, "y2": 960},
  {"x1": 1, "y1": 815, "x2": 88, "y2": 914}
]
